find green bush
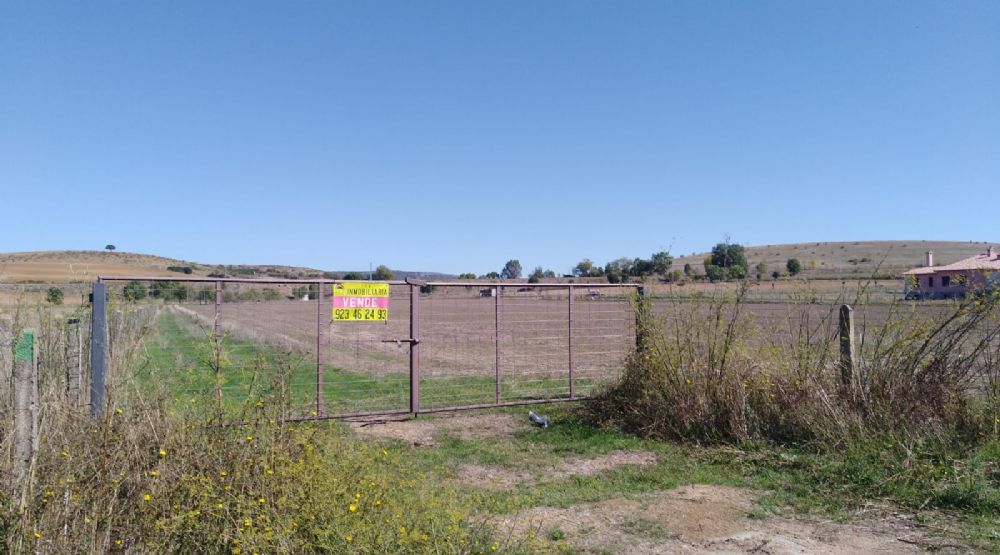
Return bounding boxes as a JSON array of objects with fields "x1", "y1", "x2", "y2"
[{"x1": 45, "y1": 287, "x2": 63, "y2": 305}]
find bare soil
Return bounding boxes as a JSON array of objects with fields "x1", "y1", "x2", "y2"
[
  {"x1": 456, "y1": 451, "x2": 658, "y2": 490},
  {"x1": 497, "y1": 484, "x2": 944, "y2": 554},
  {"x1": 349, "y1": 412, "x2": 526, "y2": 446}
]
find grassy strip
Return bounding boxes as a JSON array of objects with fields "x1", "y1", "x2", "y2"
[{"x1": 138, "y1": 310, "x2": 600, "y2": 416}]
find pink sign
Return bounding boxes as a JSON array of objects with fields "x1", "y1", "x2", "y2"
[{"x1": 333, "y1": 296, "x2": 390, "y2": 309}]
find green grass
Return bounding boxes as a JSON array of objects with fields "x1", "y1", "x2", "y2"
[
  {"x1": 137, "y1": 310, "x2": 602, "y2": 417},
  {"x1": 387, "y1": 405, "x2": 999, "y2": 551}
]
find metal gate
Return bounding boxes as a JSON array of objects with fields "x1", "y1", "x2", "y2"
[{"x1": 90, "y1": 276, "x2": 640, "y2": 419}]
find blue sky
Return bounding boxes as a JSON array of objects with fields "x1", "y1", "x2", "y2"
[{"x1": 2, "y1": 1, "x2": 997, "y2": 275}]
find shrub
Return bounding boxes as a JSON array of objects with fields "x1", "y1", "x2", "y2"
[
  {"x1": 45, "y1": 287, "x2": 63, "y2": 305},
  {"x1": 123, "y1": 281, "x2": 147, "y2": 301}
]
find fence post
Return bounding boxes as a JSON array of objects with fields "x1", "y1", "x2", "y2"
[
  {"x1": 568, "y1": 285, "x2": 574, "y2": 399},
  {"x1": 214, "y1": 280, "x2": 223, "y2": 415},
  {"x1": 13, "y1": 329, "x2": 38, "y2": 492},
  {"x1": 495, "y1": 285, "x2": 502, "y2": 404},
  {"x1": 635, "y1": 286, "x2": 648, "y2": 353},
  {"x1": 409, "y1": 283, "x2": 421, "y2": 415},
  {"x1": 839, "y1": 304, "x2": 856, "y2": 394},
  {"x1": 90, "y1": 282, "x2": 107, "y2": 415},
  {"x1": 66, "y1": 318, "x2": 82, "y2": 407},
  {"x1": 316, "y1": 280, "x2": 324, "y2": 417}
]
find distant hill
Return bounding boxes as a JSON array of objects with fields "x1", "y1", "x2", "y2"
[
  {"x1": 0, "y1": 251, "x2": 454, "y2": 283},
  {"x1": 671, "y1": 240, "x2": 997, "y2": 279}
]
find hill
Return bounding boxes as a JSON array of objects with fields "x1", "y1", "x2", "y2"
[
  {"x1": 671, "y1": 240, "x2": 996, "y2": 279},
  {"x1": 0, "y1": 251, "x2": 454, "y2": 283}
]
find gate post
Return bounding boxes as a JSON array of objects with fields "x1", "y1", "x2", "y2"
[
  {"x1": 409, "y1": 283, "x2": 421, "y2": 415},
  {"x1": 568, "y1": 285, "x2": 574, "y2": 399},
  {"x1": 214, "y1": 280, "x2": 222, "y2": 415},
  {"x1": 90, "y1": 282, "x2": 107, "y2": 415},
  {"x1": 495, "y1": 285, "x2": 502, "y2": 404},
  {"x1": 316, "y1": 280, "x2": 325, "y2": 417}
]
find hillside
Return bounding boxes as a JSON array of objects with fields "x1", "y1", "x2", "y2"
[
  {"x1": 671, "y1": 240, "x2": 996, "y2": 279},
  {"x1": 0, "y1": 251, "x2": 454, "y2": 283}
]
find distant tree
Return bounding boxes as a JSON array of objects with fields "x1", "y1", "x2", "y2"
[
  {"x1": 151, "y1": 281, "x2": 188, "y2": 301},
  {"x1": 683, "y1": 263, "x2": 694, "y2": 277},
  {"x1": 755, "y1": 262, "x2": 768, "y2": 280},
  {"x1": 482, "y1": 272, "x2": 501, "y2": 279},
  {"x1": 705, "y1": 264, "x2": 728, "y2": 283},
  {"x1": 772, "y1": 270, "x2": 782, "y2": 280},
  {"x1": 373, "y1": 265, "x2": 395, "y2": 280},
  {"x1": 710, "y1": 242, "x2": 748, "y2": 279},
  {"x1": 543, "y1": 269, "x2": 556, "y2": 278},
  {"x1": 528, "y1": 266, "x2": 545, "y2": 284},
  {"x1": 650, "y1": 252, "x2": 674, "y2": 275},
  {"x1": 46, "y1": 287, "x2": 63, "y2": 305},
  {"x1": 342, "y1": 272, "x2": 365, "y2": 280},
  {"x1": 123, "y1": 280, "x2": 147, "y2": 301},
  {"x1": 573, "y1": 259, "x2": 598, "y2": 277},
  {"x1": 605, "y1": 269, "x2": 622, "y2": 284},
  {"x1": 501, "y1": 260, "x2": 522, "y2": 280},
  {"x1": 457, "y1": 273, "x2": 477, "y2": 279},
  {"x1": 786, "y1": 258, "x2": 802, "y2": 276},
  {"x1": 105, "y1": 244, "x2": 116, "y2": 252},
  {"x1": 630, "y1": 258, "x2": 654, "y2": 278}
]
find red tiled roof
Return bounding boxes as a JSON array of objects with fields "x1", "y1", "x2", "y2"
[{"x1": 904, "y1": 249, "x2": 1000, "y2": 275}]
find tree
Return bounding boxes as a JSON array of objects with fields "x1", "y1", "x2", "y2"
[
  {"x1": 457, "y1": 273, "x2": 477, "y2": 279},
  {"x1": 710, "y1": 242, "x2": 748, "y2": 279},
  {"x1": 527, "y1": 266, "x2": 545, "y2": 284},
  {"x1": 630, "y1": 258, "x2": 654, "y2": 278},
  {"x1": 46, "y1": 287, "x2": 63, "y2": 305},
  {"x1": 705, "y1": 264, "x2": 728, "y2": 283},
  {"x1": 786, "y1": 258, "x2": 802, "y2": 276},
  {"x1": 771, "y1": 270, "x2": 781, "y2": 280},
  {"x1": 123, "y1": 280, "x2": 147, "y2": 301},
  {"x1": 482, "y1": 272, "x2": 500, "y2": 279},
  {"x1": 105, "y1": 244, "x2": 116, "y2": 252},
  {"x1": 755, "y1": 262, "x2": 768, "y2": 281},
  {"x1": 373, "y1": 265, "x2": 395, "y2": 280},
  {"x1": 342, "y1": 272, "x2": 365, "y2": 280},
  {"x1": 650, "y1": 252, "x2": 674, "y2": 275},
  {"x1": 573, "y1": 259, "x2": 598, "y2": 277},
  {"x1": 501, "y1": 260, "x2": 522, "y2": 280},
  {"x1": 683, "y1": 263, "x2": 694, "y2": 277}
]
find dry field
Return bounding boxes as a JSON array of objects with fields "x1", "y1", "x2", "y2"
[{"x1": 170, "y1": 285, "x2": 637, "y2": 413}]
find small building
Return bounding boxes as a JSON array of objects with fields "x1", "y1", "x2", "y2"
[{"x1": 903, "y1": 247, "x2": 1000, "y2": 299}]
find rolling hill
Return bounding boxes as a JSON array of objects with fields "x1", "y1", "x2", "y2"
[{"x1": 671, "y1": 240, "x2": 996, "y2": 279}]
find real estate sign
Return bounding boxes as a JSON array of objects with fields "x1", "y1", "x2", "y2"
[{"x1": 333, "y1": 282, "x2": 390, "y2": 321}]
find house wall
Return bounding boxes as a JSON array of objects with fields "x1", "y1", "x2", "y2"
[{"x1": 911, "y1": 269, "x2": 995, "y2": 298}]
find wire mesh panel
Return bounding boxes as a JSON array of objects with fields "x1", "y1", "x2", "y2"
[
  {"x1": 322, "y1": 283, "x2": 411, "y2": 416},
  {"x1": 419, "y1": 285, "x2": 502, "y2": 410},
  {"x1": 569, "y1": 286, "x2": 637, "y2": 397}
]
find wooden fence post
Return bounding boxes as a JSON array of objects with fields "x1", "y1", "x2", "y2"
[
  {"x1": 66, "y1": 318, "x2": 82, "y2": 407},
  {"x1": 13, "y1": 329, "x2": 38, "y2": 494},
  {"x1": 839, "y1": 304, "x2": 856, "y2": 394}
]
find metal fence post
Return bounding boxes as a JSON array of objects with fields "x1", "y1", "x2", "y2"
[
  {"x1": 214, "y1": 280, "x2": 223, "y2": 414},
  {"x1": 90, "y1": 282, "x2": 107, "y2": 415},
  {"x1": 568, "y1": 285, "x2": 574, "y2": 399},
  {"x1": 316, "y1": 280, "x2": 325, "y2": 417},
  {"x1": 839, "y1": 304, "x2": 856, "y2": 394},
  {"x1": 495, "y1": 285, "x2": 502, "y2": 404},
  {"x1": 66, "y1": 318, "x2": 82, "y2": 407},
  {"x1": 409, "y1": 284, "x2": 421, "y2": 415}
]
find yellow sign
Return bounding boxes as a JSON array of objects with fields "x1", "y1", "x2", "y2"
[{"x1": 333, "y1": 282, "x2": 390, "y2": 321}]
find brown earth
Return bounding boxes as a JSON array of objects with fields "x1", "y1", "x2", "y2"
[{"x1": 496, "y1": 484, "x2": 946, "y2": 554}]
